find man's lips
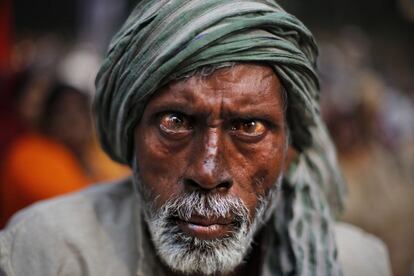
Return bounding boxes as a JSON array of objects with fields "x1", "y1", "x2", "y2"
[{"x1": 175, "y1": 215, "x2": 234, "y2": 240}]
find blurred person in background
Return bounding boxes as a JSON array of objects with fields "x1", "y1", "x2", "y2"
[
  {"x1": 0, "y1": 81, "x2": 92, "y2": 227},
  {"x1": 0, "y1": 75, "x2": 130, "y2": 228},
  {"x1": 0, "y1": 37, "x2": 130, "y2": 228},
  {"x1": 319, "y1": 27, "x2": 414, "y2": 276},
  {"x1": 56, "y1": 46, "x2": 131, "y2": 182}
]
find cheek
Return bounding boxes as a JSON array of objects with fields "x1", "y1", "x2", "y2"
[
  {"x1": 228, "y1": 135, "x2": 286, "y2": 215},
  {"x1": 134, "y1": 128, "x2": 187, "y2": 206}
]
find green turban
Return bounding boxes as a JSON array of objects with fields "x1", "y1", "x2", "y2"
[{"x1": 95, "y1": 0, "x2": 346, "y2": 275}]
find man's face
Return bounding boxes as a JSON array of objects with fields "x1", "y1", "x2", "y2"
[{"x1": 134, "y1": 64, "x2": 288, "y2": 274}]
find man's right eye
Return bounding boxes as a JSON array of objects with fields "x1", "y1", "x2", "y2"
[{"x1": 158, "y1": 112, "x2": 193, "y2": 138}]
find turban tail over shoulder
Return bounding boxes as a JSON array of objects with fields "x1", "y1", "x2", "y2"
[{"x1": 95, "y1": 1, "x2": 346, "y2": 275}]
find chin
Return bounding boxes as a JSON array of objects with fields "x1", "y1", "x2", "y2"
[{"x1": 145, "y1": 190, "x2": 276, "y2": 275}]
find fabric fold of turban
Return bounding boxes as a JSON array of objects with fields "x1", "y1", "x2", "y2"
[{"x1": 95, "y1": 1, "x2": 346, "y2": 275}]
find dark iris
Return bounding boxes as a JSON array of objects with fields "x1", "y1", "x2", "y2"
[
  {"x1": 159, "y1": 113, "x2": 192, "y2": 134},
  {"x1": 231, "y1": 119, "x2": 266, "y2": 137}
]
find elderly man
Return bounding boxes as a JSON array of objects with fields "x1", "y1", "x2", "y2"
[{"x1": 0, "y1": 1, "x2": 391, "y2": 275}]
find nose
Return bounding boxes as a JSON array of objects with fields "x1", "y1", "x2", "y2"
[{"x1": 183, "y1": 128, "x2": 233, "y2": 192}]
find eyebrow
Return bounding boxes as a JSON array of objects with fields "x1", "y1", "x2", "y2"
[
  {"x1": 225, "y1": 109, "x2": 284, "y2": 124},
  {"x1": 146, "y1": 100, "x2": 197, "y2": 115}
]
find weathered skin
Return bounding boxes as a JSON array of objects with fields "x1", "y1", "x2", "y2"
[{"x1": 134, "y1": 64, "x2": 289, "y2": 232}]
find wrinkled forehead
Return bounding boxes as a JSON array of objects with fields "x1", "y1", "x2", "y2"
[{"x1": 144, "y1": 63, "x2": 286, "y2": 115}]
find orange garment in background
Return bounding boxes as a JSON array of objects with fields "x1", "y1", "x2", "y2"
[{"x1": 0, "y1": 133, "x2": 90, "y2": 227}]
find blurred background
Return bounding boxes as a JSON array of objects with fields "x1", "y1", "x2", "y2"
[{"x1": 0, "y1": 0, "x2": 413, "y2": 275}]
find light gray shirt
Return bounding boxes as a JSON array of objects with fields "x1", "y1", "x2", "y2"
[{"x1": 0, "y1": 179, "x2": 392, "y2": 276}]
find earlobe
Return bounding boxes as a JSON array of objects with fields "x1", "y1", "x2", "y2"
[{"x1": 283, "y1": 145, "x2": 298, "y2": 173}]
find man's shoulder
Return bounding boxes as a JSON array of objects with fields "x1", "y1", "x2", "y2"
[
  {"x1": 0, "y1": 178, "x2": 138, "y2": 275},
  {"x1": 335, "y1": 222, "x2": 393, "y2": 276},
  {"x1": 5, "y1": 178, "x2": 135, "y2": 229}
]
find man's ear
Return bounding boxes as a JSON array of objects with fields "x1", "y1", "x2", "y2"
[{"x1": 283, "y1": 145, "x2": 298, "y2": 173}]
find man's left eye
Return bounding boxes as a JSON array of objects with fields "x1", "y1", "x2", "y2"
[{"x1": 230, "y1": 119, "x2": 267, "y2": 139}]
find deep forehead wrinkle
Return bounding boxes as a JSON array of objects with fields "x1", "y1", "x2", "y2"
[
  {"x1": 160, "y1": 65, "x2": 283, "y2": 118},
  {"x1": 176, "y1": 79, "x2": 227, "y2": 126}
]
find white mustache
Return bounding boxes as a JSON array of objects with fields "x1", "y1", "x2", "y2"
[{"x1": 157, "y1": 191, "x2": 249, "y2": 224}]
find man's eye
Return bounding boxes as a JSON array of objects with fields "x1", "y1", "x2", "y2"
[
  {"x1": 159, "y1": 113, "x2": 192, "y2": 137},
  {"x1": 230, "y1": 119, "x2": 267, "y2": 139}
]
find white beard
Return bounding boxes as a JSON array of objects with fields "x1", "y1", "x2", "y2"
[{"x1": 132, "y1": 162, "x2": 282, "y2": 275}]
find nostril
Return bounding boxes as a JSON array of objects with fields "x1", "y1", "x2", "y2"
[
  {"x1": 182, "y1": 177, "x2": 233, "y2": 192},
  {"x1": 183, "y1": 178, "x2": 200, "y2": 190},
  {"x1": 217, "y1": 180, "x2": 232, "y2": 190}
]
